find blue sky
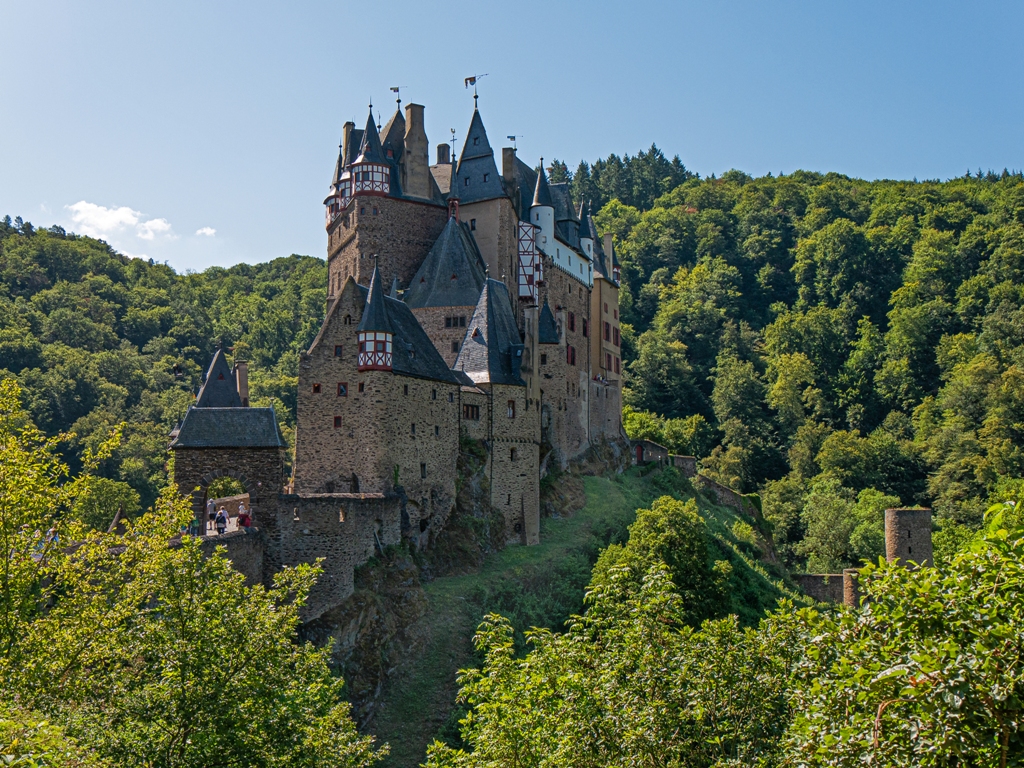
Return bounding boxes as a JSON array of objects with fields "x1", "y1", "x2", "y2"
[{"x1": 2, "y1": 1, "x2": 1022, "y2": 272}]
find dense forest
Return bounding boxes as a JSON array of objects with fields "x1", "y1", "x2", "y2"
[{"x1": 554, "y1": 152, "x2": 1024, "y2": 572}]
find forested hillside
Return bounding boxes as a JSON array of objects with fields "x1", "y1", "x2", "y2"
[
  {"x1": 551, "y1": 152, "x2": 1024, "y2": 572},
  {"x1": 4, "y1": 157, "x2": 1024, "y2": 570},
  {"x1": 0, "y1": 215, "x2": 326, "y2": 515}
]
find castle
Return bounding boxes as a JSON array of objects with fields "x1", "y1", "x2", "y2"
[{"x1": 170, "y1": 96, "x2": 625, "y2": 619}]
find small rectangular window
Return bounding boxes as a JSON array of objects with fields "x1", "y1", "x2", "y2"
[
  {"x1": 613, "y1": 327, "x2": 620, "y2": 346},
  {"x1": 337, "y1": 382, "x2": 347, "y2": 397},
  {"x1": 483, "y1": 173, "x2": 489, "y2": 182},
  {"x1": 333, "y1": 416, "x2": 342, "y2": 428},
  {"x1": 434, "y1": 425, "x2": 439, "y2": 436},
  {"x1": 614, "y1": 309, "x2": 618, "y2": 320},
  {"x1": 459, "y1": 316, "x2": 466, "y2": 327},
  {"x1": 404, "y1": 384, "x2": 409, "y2": 395},
  {"x1": 540, "y1": 353, "x2": 547, "y2": 365},
  {"x1": 604, "y1": 302, "x2": 608, "y2": 313},
  {"x1": 604, "y1": 322, "x2": 611, "y2": 341},
  {"x1": 510, "y1": 447, "x2": 517, "y2": 461},
  {"x1": 451, "y1": 341, "x2": 459, "y2": 353},
  {"x1": 334, "y1": 345, "x2": 343, "y2": 357},
  {"x1": 507, "y1": 400, "x2": 516, "y2": 419},
  {"x1": 583, "y1": 319, "x2": 588, "y2": 338},
  {"x1": 432, "y1": 389, "x2": 437, "y2": 400},
  {"x1": 463, "y1": 404, "x2": 480, "y2": 420},
  {"x1": 420, "y1": 463, "x2": 427, "y2": 479},
  {"x1": 358, "y1": 382, "x2": 364, "y2": 393},
  {"x1": 445, "y1": 316, "x2": 452, "y2": 328},
  {"x1": 464, "y1": 177, "x2": 470, "y2": 186},
  {"x1": 313, "y1": 383, "x2": 321, "y2": 394},
  {"x1": 614, "y1": 357, "x2": 620, "y2": 373},
  {"x1": 607, "y1": 353, "x2": 612, "y2": 370},
  {"x1": 470, "y1": 218, "x2": 477, "y2": 230},
  {"x1": 568, "y1": 312, "x2": 575, "y2": 332},
  {"x1": 448, "y1": 392, "x2": 454, "y2": 403},
  {"x1": 411, "y1": 423, "x2": 416, "y2": 435}
]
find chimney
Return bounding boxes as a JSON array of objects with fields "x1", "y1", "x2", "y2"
[
  {"x1": 341, "y1": 121, "x2": 355, "y2": 168},
  {"x1": 603, "y1": 233, "x2": 614, "y2": 260},
  {"x1": 403, "y1": 104, "x2": 430, "y2": 199},
  {"x1": 436, "y1": 143, "x2": 450, "y2": 165},
  {"x1": 234, "y1": 361, "x2": 249, "y2": 407}
]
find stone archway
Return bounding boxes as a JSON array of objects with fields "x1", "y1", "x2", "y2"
[{"x1": 192, "y1": 469, "x2": 258, "y2": 533}]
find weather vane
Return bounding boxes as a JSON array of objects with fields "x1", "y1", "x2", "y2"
[
  {"x1": 450, "y1": 128, "x2": 457, "y2": 160},
  {"x1": 390, "y1": 86, "x2": 407, "y2": 109},
  {"x1": 464, "y1": 73, "x2": 488, "y2": 107},
  {"x1": 507, "y1": 135, "x2": 521, "y2": 150}
]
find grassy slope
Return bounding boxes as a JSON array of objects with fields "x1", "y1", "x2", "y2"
[{"x1": 366, "y1": 467, "x2": 801, "y2": 768}]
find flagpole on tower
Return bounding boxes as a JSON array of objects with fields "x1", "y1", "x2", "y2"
[{"x1": 464, "y1": 73, "x2": 488, "y2": 108}]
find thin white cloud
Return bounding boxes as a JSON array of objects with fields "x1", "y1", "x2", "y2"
[
  {"x1": 137, "y1": 217, "x2": 172, "y2": 241},
  {"x1": 65, "y1": 201, "x2": 175, "y2": 242},
  {"x1": 196, "y1": 226, "x2": 216, "y2": 236}
]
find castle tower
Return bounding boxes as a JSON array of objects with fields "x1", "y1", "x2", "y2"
[
  {"x1": 530, "y1": 161, "x2": 555, "y2": 251},
  {"x1": 402, "y1": 103, "x2": 431, "y2": 200},
  {"x1": 885, "y1": 507, "x2": 933, "y2": 567},
  {"x1": 455, "y1": 279, "x2": 540, "y2": 545},
  {"x1": 357, "y1": 267, "x2": 394, "y2": 371},
  {"x1": 351, "y1": 108, "x2": 390, "y2": 197},
  {"x1": 453, "y1": 106, "x2": 519, "y2": 303}
]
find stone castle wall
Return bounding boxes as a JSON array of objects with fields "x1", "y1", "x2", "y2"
[
  {"x1": 328, "y1": 195, "x2": 448, "y2": 294},
  {"x1": 199, "y1": 528, "x2": 265, "y2": 587},
  {"x1": 410, "y1": 305, "x2": 475, "y2": 366}
]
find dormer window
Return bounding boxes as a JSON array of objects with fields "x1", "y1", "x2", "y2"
[
  {"x1": 357, "y1": 331, "x2": 393, "y2": 370},
  {"x1": 483, "y1": 173, "x2": 489, "y2": 182},
  {"x1": 464, "y1": 177, "x2": 470, "y2": 186},
  {"x1": 473, "y1": 137, "x2": 480, "y2": 146}
]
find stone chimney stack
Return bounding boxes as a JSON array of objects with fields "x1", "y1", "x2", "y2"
[
  {"x1": 436, "y1": 143, "x2": 450, "y2": 165},
  {"x1": 341, "y1": 121, "x2": 355, "y2": 168},
  {"x1": 603, "y1": 233, "x2": 614, "y2": 260},
  {"x1": 403, "y1": 104, "x2": 430, "y2": 199},
  {"x1": 234, "y1": 361, "x2": 249, "y2": 407},
  {"x1": 885, "y1": 507, "x2": 932, "y2": 567}
]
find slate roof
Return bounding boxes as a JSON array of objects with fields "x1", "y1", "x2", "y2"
[
  {"x1": 532, "y1": 164, "x2": 553, "y2": 207},
  {"x1": 551, "y1": 183, "x2": 581, "y2": 250},
  {"x1": 357, "y1": 267, "x2": 395, "y2": 334},
  {"x1": 538, "y1": 300, "x2": 560, "y2": 344},
  {"x1": 354, "y1": 109, "x2": 385, "y2": 165},
  {"x1": 454, "y1": 279, "x2": 526, "y2": 386},
  {"x1": 430, "y1": 163, "x2": 453, "y2": 195},
  {"x1": 389, "y1": 276, "x2": 400, "y2": 299},
  {"x1": 171, "y1": 406, "x2": 285, "y2": 449},
  {"x1": 195, "y1": 349, "x2": 243, "y2": 408},
  {"x1": 403, "y1": 217, "x2": 486, "y2": 309},
  {"x1": 454, "y1": 109, "x2": 505, "y2": 204}
]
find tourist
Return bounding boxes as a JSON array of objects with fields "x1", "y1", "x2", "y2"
[
  {"x1": 215, "y1": 507, "x2": 228, "y2": 535},
  {"x1": 206, "y1": 498, "x2": 216, "y2": 534},
  {"x1": 237, "y1": 506, "x2": 252, "y2": 529}
]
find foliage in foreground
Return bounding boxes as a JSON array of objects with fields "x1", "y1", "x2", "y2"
[
  {"x1": 0, "y1": 378, "x2": 384, "y2": 768},
  {"x1": 428, "y1": 501, "x2": 1024, "y2": 768}
]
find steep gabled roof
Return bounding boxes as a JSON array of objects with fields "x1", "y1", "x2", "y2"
[
  {"x1": 454, "y1": 279, "x2": 526, "y2": 386},
  {"x1": 404, "y1": 217, "x2": 486, "y2": 309},
  {"x1": 579, "y1": 200, "x2": 597, "y2": 241},
  {"x1": 532, "y1": 163, "x2": 553, "y2": 207},
  {"x1": 454, "y1": 109, "x2": 504, "y2": 204},
  {"x1": 381, "y1": 108, "x2": 405, "y2": 159},
  {"x1": 171, "y1": 406, "x2": 285, "y2": 449},
  {"x1": 538, "y1": 299, "x2": 560, "y2": 344},
  {"x1": 357, "y1": 267, "x2": 394, "y2": 334},
  {"x1": 389, "y1": 276, "x2": 400, "y2": 299},
  {"x1": 195, "y1": 349, "x2": 243, "y2": 408}
]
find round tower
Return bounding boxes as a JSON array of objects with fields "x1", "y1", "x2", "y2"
[
  {"x1": 530, "y1": 160, "x2": 554, "y2": 249},
  {"x1": 356, "y1": 267, "x2": 394, "y2": 371},
  {"x1": 884, "y1": 507, "x2": 933, "y2": 567},
  {"x1": 351, "y1": 106, "x2": 390, "y2": 197}
]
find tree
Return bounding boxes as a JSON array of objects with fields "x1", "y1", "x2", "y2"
[{"x1": 0, "y1": 380, "x2": 384, "y2": 768}]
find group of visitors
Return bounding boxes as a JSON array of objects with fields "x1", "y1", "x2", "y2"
[{"x1": 204, "y1": 499, "x2": 253, "y2": 536}]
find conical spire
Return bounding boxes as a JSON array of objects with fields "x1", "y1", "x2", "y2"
[
  {"x1": 579, "y1": 200, "x2": 597, "y2": 241},
  {"x1": 354, "y1": 106, "x2": 385, "y2": 164},
  {"x1": 357, "y1": 266, "x2": 394, "y2": 333},
  {"x1": 532, "y1": 161, "x2": 553, "y2": 208},
  {"x1": 389, "y1": 276, "x2": 400, "y2": 299},
  {"x1": 195, "y1": 348, "x2": 243, "y2": 408}
]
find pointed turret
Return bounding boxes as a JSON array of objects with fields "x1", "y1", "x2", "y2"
[
  {"x1": 454, "y1": 107, "x2": 504, "y2": 204},
  {"x1": 537, "y1": 299, "x2": 560, "y2": 345},
  {"x1": 351, "y1": 106, "x2": 391, "y2": 196},
  {"x1": 532, "y1": 163, "x2": 553, "y2": 208},
  {"x1": 357, "y1": 267, "x2": 394, "y2": 371},
  {"x1": 195, "y1": 348, "x2": 244, "y2": 408},
  {"x1": 578, "y1": 200, "x2": 595, "y2": 259},
  {"x1": 389, "y1": 276, "x2": 400, "y2": 300},
  {"x1": 530, "y1": 160, "x2": 555, "y2": 249}
]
